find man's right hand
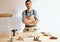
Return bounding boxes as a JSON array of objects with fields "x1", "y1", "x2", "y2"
[{"x1": 24, "y1": 17, "x2": 31, "y2": 24}]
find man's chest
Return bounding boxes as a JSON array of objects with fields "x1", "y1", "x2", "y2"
[{"x1": 26, "y1": 12, "x2": 34, "y2": 16}]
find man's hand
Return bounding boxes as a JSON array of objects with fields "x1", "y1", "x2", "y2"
[
  {"x1": 24, "y1": 17, "x2": 32, "y2": 24},
  {"x1": 30, "y1": 20, "x2": 38, "y2": 25}
]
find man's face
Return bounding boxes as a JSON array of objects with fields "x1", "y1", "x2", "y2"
[{"x1": 25, "y1": 2, "x2": 32, "y2": 9}]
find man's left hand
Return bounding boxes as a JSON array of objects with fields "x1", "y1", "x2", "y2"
[{"x1": 30, "y1": 20, "x2": 38, "y2": 25}]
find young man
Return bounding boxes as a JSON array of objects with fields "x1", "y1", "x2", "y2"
[{"x1": 22, "y1": 0, "x2": 39, "y2": 32}]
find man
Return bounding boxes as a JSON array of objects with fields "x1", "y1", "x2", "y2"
[{"x1": 22, "y1": 0, "x2": 39, "y2": 32}]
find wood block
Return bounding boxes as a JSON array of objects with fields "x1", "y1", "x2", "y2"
[{"x1": 0, "y1": 13, "x2": 13, "y2": 17}]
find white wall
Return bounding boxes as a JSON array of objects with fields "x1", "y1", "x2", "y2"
[
  {"x1": 38, "y1": 0, "x2": 60, "y2": 32},
  {"x1": 0, "y1": 0, "x2": 60, "y2": 33},
  {"x1": 0, "y1": 0, "x2": 25, "y2": 33}
]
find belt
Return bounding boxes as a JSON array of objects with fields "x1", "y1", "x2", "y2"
[{"x1": 25, "y1": 25, "x2": 36, "y2": 27}]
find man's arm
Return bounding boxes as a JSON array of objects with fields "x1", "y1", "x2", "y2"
[
  {"x1": 29, "y1": 10, "x2": 39, "y2": 24},
  {"x1": 23, "y1": 16, "x2": 38, "y2": 25},
  {"x1": 22, "y1": 11, "x2": 33, "y2": 24},
  {"x1": 23, "y1": 17, "x2": 32, "y2": 24}
]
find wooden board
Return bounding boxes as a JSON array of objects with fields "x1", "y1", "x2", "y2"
[{"x1": 0, "y1": 13, "x2": 13, "y2": 17}]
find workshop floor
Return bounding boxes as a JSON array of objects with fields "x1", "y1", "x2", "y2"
[{"x1": 0, "y1": 32, "x2": 60, "y2": 42}]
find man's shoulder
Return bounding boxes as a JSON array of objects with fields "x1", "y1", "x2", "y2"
[
  {"x1": 23, "y1": 10, "x2": 27, "y2": 12},
  {"x1": 23, "y1": 9, "x2": 36, "y2": 11},
  {"x1": 22, "y1": 10, "x2": 25, "y2": 12},
  {"x1": 22, "y1": 9, "x2": 37, "y2": 13},
  {"x1": 22, "y1": 10, "x2": 25, "y2": 14},
  {"x1": 33, "y1": 9, "x2": 37, "y2": 12},
  {"x1": 22, "y1": 10, "x2": 27, "y2": 13}
]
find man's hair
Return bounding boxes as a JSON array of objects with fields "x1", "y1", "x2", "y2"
[{"x1": 25, "y1": 0, "x2": 32, "y2": 4}]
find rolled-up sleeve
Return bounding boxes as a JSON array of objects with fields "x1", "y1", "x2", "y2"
[
  {"x1": 34, "y1": 10, "x2": 39, "y2": 21},
  {"x1": 22, "y1": 11, "x2": 26, "y2": 22}
]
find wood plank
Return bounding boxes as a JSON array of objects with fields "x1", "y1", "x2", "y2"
[{"x1": 0, "y1": 13, "x2": 13, "y2": 17}]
